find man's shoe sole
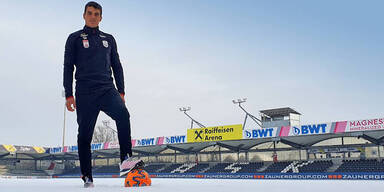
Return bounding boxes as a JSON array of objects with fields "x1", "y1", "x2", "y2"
[{"x1": 119, "y1": 160, "x2": 145, "y2": 177}]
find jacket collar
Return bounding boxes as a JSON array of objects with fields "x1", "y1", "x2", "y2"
[{"x1": 83, "y1": 25, "x2": 100, "y2": 35}]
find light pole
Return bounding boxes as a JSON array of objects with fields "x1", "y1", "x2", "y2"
[
  {"x1": 62, "y1": 90, "x2": 66, "y2": 151},
  {"x1": 179, "y1": 107, "x2": 205, "y2": 129},
  {"x1": 232, "y1": 98, "x2": 262, "y2": 129}
]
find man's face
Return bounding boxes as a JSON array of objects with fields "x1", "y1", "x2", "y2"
[{"x1": 83, "y1": 6, "x2": 102, "y2": 28}]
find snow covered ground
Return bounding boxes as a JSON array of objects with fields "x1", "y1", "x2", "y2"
[{"x1": 0, "y1": 178, "x2": 382, "y2": 192}]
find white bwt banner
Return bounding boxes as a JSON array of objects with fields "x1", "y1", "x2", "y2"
[
  {"x1": 243, "y1": 127, "x2": 278, "y2": 139},
  {"x1": 289, "y1": 123, "x2": 333, "y2": 136}
]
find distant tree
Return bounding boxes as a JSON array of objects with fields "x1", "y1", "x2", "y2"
[{"x1": 92, "y1": 120, "x2": 118, "y2": 143}]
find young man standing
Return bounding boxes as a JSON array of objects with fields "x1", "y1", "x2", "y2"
[{"x1": 63, "y1": 1, "x2": 143, "y2": 188}]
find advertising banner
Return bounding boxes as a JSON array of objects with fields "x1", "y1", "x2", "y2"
[
  {"x1": 13, "y1": 146, "x2": 35, "y2": 153},
  {"x1": 2, "y1": 145, "x2": 16, "y2": 152},
  {"x1": 150, "y1": 172, "x2": 384, "y2": 180},
  {"x1": 103, "y1": 142, "x2": 120, "y2": 149},
  {"x1": 134, "y1": 137, "x2": 158, "y2": 147},
  {"x1": 157, "y1": 135, "x2": 187, "y2": 145},
  {"x1": 187, "y1": 124, "x2": 243, "y2": 143},
  {"x1": 244, "y1": 123, "x2": 340, "y2": 139},
  {"x1": 33, "y1": 147, "x2": 46, "y2": 153},
  {"x1": 289, "y1": 123, "x2": 333, "y2": 136},
  {"x1": 165, "y1": 135, "x2": 186, "y2": 144},
  {"x1": 277, "y1": 119, "x2": 384, "y2": 136},
  {"x1": 48, "y1": 147, "x2": 62, "y2": 153},
  {"x1": 334, "y1": 118, "x2": 384, "y2": 133},
  {"x1": 48, "y1": 143, "x2": 103, "y2": 154},
  {"x1": 61, "y1": 145, "x2": 77, "y2": 153},
  {"x1": 243, "y1": 127, "x2": 278, "y2": 139},
  {"x1": 91, "y1": 143, "x2": 103, "y2": 151},
  {"x1": 67, "y1": 145, "x2": 78, "y2": 152},
  {"x1": 0, "y1": 145, "x2": 7, "y2": 153},
  {"x1": 307, "y1": 147, "x2": 364, "y2": 154}
]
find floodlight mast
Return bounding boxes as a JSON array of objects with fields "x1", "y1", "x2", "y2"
[
  {"x1": 61, "y1": 90, "x2": 66, "y2": 151},
  {"x1": 232, "y1": 98, "x2": 262, "y2": 129},
  {"x1": 179, "y1": 107, "x2": 206, "y2": 129}
]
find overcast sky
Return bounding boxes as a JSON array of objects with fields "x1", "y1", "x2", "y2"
[{"x1": 0, "y1": 0, "x2": 383, "y2": 147}]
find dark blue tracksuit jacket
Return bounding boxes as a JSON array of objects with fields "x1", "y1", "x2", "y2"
[
  {"x1": 63, "y1": 26, "x2": 132, "y2": 177},
  {"x1": 63, "y1": 26, "x2": 124, "y2": 97}
]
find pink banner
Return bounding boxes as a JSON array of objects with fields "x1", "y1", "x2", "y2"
[
  {"x1": 157, "y1": 137, "x2": 164, "y2": 145},
  {"x1": 279, "y1": 126, "x2": 290, "y2": 137},
  {"x1": 103, "y1": 142, "x2": 109, "y2": 149},
  {"x1": 334, "y1": 121, "x2": 347, "y2": 133}
]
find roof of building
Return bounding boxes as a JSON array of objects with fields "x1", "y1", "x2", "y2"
[{"x1": 260, "y1": 107, "x2": 301, "y2": 117}]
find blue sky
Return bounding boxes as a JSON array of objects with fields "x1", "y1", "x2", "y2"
[{"x1": 0, "y1": 0, "x2": 383, "y2": 146}]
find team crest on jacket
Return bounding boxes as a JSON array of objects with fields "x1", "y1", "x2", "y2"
[
  {"x1": 102, "y1": 40, "x2": 109, "y2": 48},
  {"x1": 82, "y1": 40, "x2": 89, "y2": 48}
]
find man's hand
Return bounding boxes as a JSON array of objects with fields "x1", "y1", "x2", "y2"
[
  {"x1": 120, "y1": 93, "x2": 125, "y2": 103},
  {"x1": 66, "y1": 96, "x2": 76, "y2": 112}
]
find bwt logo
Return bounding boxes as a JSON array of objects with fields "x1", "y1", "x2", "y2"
[
  {"x1": 293, "y1": 124, "x2": 327, "y2": 135},
  {"x1": 245, "y1": 128, "x2": 274, "y2": 138},
  {"x1": 137, "y1": 138, "x2": 155, "y2": 146},
  {"x1": 50, "y1": 148, "x2": 62, "y2": 153},
  {"x1": 166, "y1": 136, "x2": 186, "y2": 144},
  {"x1": 68, "y1": 146, "x2": 78, "y2": 152},
  {"x1": 91, "y1": 143, "x2": 103, "y2": 150}
]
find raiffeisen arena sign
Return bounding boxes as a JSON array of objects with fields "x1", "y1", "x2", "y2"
[{"x1": 187, "y1": 124, "x2": 243, "y2": 143}]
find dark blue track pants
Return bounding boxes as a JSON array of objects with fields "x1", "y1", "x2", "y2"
[{"x1": 75, "y1": 88, "x2": 132, "y2": 177}]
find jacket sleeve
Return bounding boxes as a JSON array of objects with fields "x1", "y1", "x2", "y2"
[
  {"x1": 110, "y1": 35, "x2": 125, "y2": 95},
  {"x1": 63, "y1": 34, "x2": 75, "y2": 98}
]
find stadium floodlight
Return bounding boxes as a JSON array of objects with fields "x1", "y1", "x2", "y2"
[
  {"x1": 179, "y1": 107, "x2": 191, "y2": 112},
  {"x1": 179, "y1": 106, "x2": 205, "y2": 129},
  {"x1": 232, "y1": 98, "x2": 262, "y2": 129},
  {"x1": 232, "y1": 98, "x2": 247, "y2": 104}
]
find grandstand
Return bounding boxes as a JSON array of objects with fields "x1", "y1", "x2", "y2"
[{"x1": 1, "y1": 108, "x2": 384, "y2": 180}]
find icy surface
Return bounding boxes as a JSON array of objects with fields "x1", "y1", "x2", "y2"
[{"x1": 0, "y1": 178, "x2": 382, "y2": 192}]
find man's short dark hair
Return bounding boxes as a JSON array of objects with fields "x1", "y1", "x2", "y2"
[{"x1": 84, "y1": 1, "x2": 102, "y2": 16}]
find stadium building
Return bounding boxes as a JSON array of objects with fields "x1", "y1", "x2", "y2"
[{"x1": 1, "y1": 107, "x2": 384, "y2": 180}]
